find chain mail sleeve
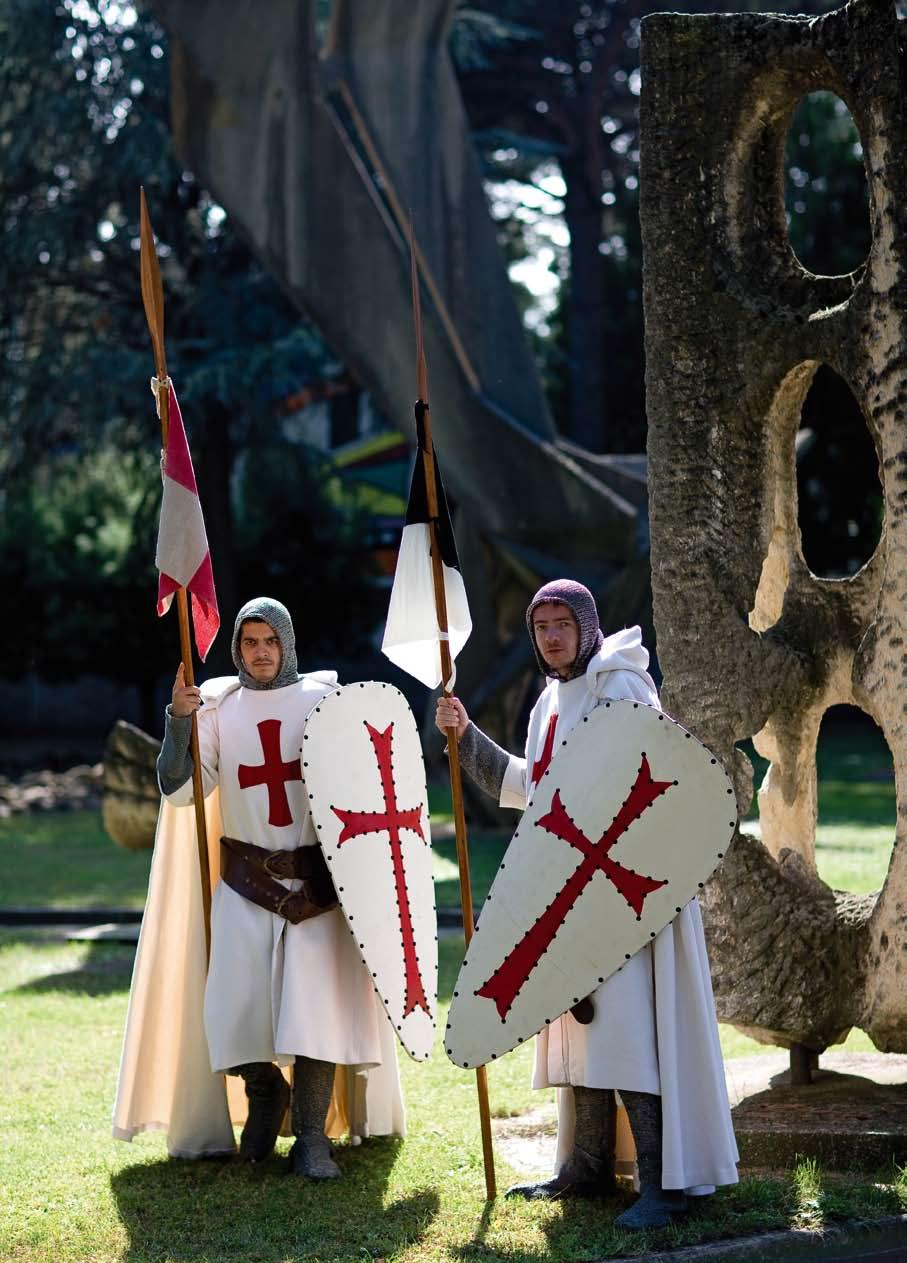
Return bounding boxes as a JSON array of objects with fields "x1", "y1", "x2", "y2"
[
  {"x1": 456, "y1": 722, "x2": 511, "y2": 801},
  {"x1": 157, "y1": 708, "x2": 194, "y2": 795}
]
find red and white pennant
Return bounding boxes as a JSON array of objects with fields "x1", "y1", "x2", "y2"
[{"x1": 154, "y1": 381, "x2": 219, "y2": 660}]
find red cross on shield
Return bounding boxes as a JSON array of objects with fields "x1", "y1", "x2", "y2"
[
  {"x1": 299, "y1": 681, "x2": 438, "y2": 1061},
  {"x1": 445, "y1": 699, "x2": 737, "y2": 1068}
]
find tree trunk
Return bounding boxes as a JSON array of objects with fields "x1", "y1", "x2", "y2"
[{"x1": 561, "y1": 147, "x2": 607, "y2": 452}]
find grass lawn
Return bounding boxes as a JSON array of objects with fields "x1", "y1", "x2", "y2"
[
  {"x1": 1, "y1": 929, "x2": 904, "y2": 1263},
  {"x1": 0, "y1": 810, "x2": 153, "y2": 910},
  {"x1": 740, "y1": 709, "x2": 896, "y2": 895},
  {"x1": 0, "y1": 721, "x2": 900, "y2": 1260}
]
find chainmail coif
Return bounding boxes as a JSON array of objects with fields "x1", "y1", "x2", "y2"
[
  {"x1": 231, "y1": 596, "x2": 299, "y2": 690},
  {"x1": 526, "y1": 579, "x2": 604, "y2": 680}
]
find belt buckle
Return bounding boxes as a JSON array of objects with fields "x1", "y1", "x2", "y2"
[
  {"x1": 275, "y1": 891, "x2": 298, "y2": 920},
  {"x1": 263, "y1": 851, "x2": 289, "y2": 878}
]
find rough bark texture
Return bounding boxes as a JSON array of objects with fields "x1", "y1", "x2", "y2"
[
  {"x1": 102, "y1": 721, "x2": 161, "y2": 852},
  {"x1": 146, "y1": 0, "x2": 650, "y2": 754},
  {"x1": 640, "y1": 0, "x2": 907, "y2": 1052}
]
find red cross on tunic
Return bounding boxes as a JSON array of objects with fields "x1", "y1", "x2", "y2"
[
  {"x1": 531, "y1": 713, "x2": 558, "y2": 787},
  {"x1": 237, "y1": 719, "x2": 302, "y2": 828},
  {"x1": 477, "y1": 753, "x2": 673, "y2": 1020},
  {"x1": 331, "y1": 722, "x2": 430, "y2": 1019}
]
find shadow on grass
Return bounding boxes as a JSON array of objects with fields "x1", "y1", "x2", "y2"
[
  {"x1": 447, "y1": 1180, "x2": 806, "y2": 1262},
  {"x1": 11, "y1": 939, "x2": 134, "y2": 997},
  {"x1": 452, "y1": 1168, "x2": 907, "y2": 1261},
  {"x1": 111, "y1": 1139, "x2": 439, "y2": 1263}
]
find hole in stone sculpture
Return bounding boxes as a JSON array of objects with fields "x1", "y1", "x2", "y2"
[
  {"x1": 739, "y1": 705, "x2": 894, "y2": 895},
  {"x1": 796, "y1": 366, "x2": 882, "y2": 577},
  {"x1": 813, "y1": 705, "x2": 894, "y2": 894},
  {"x1": 749, "y1": 362, "x2": 816, "y2": 633},
  {"x1": 784, "y1": 91, "x2": 870, "y2": 275}
]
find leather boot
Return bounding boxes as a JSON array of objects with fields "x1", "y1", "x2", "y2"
[
  {"x1": 615, "y1": 1090, "x2": 689, "y2": 1229},
  {"x1": 289, "y1": 1056, "x2": 341, "y2": 1179},
  {"x1": 506, "y1": 1086, "x2": 617, "y2": 1200},
  {"x1": 233, "y1": 1061, "x2": 290, "y2": 1162}
]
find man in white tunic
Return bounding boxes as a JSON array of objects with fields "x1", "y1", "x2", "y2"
[
  {"x1": 436, "y1": 579, "x2": 738, "y2": 1228},
  {"x1": 158, "y1": 596, "x2": 393, "y2": 1178}
]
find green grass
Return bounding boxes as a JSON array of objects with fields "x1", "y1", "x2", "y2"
[
  {"x1": 0, "y1": 810, "x2": 152, "y2": 909},
  {"x1": 1, "y1": 930, "x2": 904, "y2": 1263},
  {"x1": 0, "y1": 730, "x2": 898, "y2": 1258},
  {"x1": 740, "y1": 713, "x2": 896, "y2": 895},
  {"x1": 431, "y1": 831, "x2": 508, "y2": 911}
]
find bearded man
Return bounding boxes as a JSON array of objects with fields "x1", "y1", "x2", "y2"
[
  {"x1": 136, "y1": 596, "x2": 401, "y2": 1176},
  {"x1": 436, "y1": 579, "x2": 738, "y2": 1228}
]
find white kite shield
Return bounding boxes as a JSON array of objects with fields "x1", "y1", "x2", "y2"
[
  {"x1": 302, "y1": 681, "x2": 437, "y2": 1061},
  {"x1": 446, "y1": 699, "x2": 737, "y2": 1069}
]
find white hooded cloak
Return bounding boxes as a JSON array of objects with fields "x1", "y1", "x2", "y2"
[
  {"x1": 499, "y1": 627, "x2": 739, "y2": 1192},
  {"x1": 113, "y1": 672, "x2": 404, "y2": 1157}
]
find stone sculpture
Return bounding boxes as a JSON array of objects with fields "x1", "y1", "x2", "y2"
[{"x1": 640, "y1": 0, "x2": 905, "y2": 1056}]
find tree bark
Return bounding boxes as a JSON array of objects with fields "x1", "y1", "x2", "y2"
[{"x1": 561, "y1": 145, "x2": 607, "y2": 451}]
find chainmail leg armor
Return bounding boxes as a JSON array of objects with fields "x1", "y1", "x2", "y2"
[
  {"x1": 616, "y1": 1090, "x2": 688, "y2": 1229},
  {"x1": 574, "y1": 1085, "x2": 617, "y2": 1166},
  {"x1": 290, "y1": 1056, "x2": 341, "y2": 1179},
  {"x1": 231, "y1": 1061, "x2": 290, "y2": 1161},
  {"x1": 506, "y1": 1086, "x2": 617, "y2": 1200},
  {"x1": 457, "y1": 722, "x2": 509, "y2": 800}
]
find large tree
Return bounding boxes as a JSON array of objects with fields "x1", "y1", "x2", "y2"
[
  {"x1": 452, "y1": 0, "x2": 853, "y2": 456},
  {"x1": 0, "y1": 0, "x2": 379, "y2": 725}
]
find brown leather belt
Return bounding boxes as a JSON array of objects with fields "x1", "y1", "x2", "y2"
[{"x1": 220, "y1": 835, "x2": 338, "y2": 925}]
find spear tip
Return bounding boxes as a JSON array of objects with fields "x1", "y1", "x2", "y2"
[
  {"x1": 139, "y1": 189, "x2": 167, "y2": 380},
  {"x1": 408, "y1": 217, "x2": 429, "y2": 408}
]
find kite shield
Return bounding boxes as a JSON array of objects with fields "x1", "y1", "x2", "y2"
[
  {"x1": 302, "y1": 682, "x2": 437, "y2": 1061},
  {"x1": 445, "y1": 700, "x2": 736, "y2": 1068}
]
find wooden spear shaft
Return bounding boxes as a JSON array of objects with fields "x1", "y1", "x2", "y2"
[
  {"x1": 410, "y1": 229, "x2": 496, "y2": 1200},
  {"x1": 139, "y1": 188, "x2": 212, "y2": 958}
]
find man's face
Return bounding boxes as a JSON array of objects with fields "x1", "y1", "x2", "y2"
[
  {"x1": 532, "y1": 602, "x2": 579, "y2": 677},
  {"x1": 239, "y1": 620, "x2": 282, "y2": 684}
]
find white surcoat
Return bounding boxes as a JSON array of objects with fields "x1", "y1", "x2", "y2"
[
  {"x1": 498, "y1": 628, "x2": 739, "y2": 1191},
  {"x1": 112, "y1": 672, "x2": 404, "y2": 1158},
  {"x1": 165, "y1": 675, "x2": 384, "y2": 1073}
]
